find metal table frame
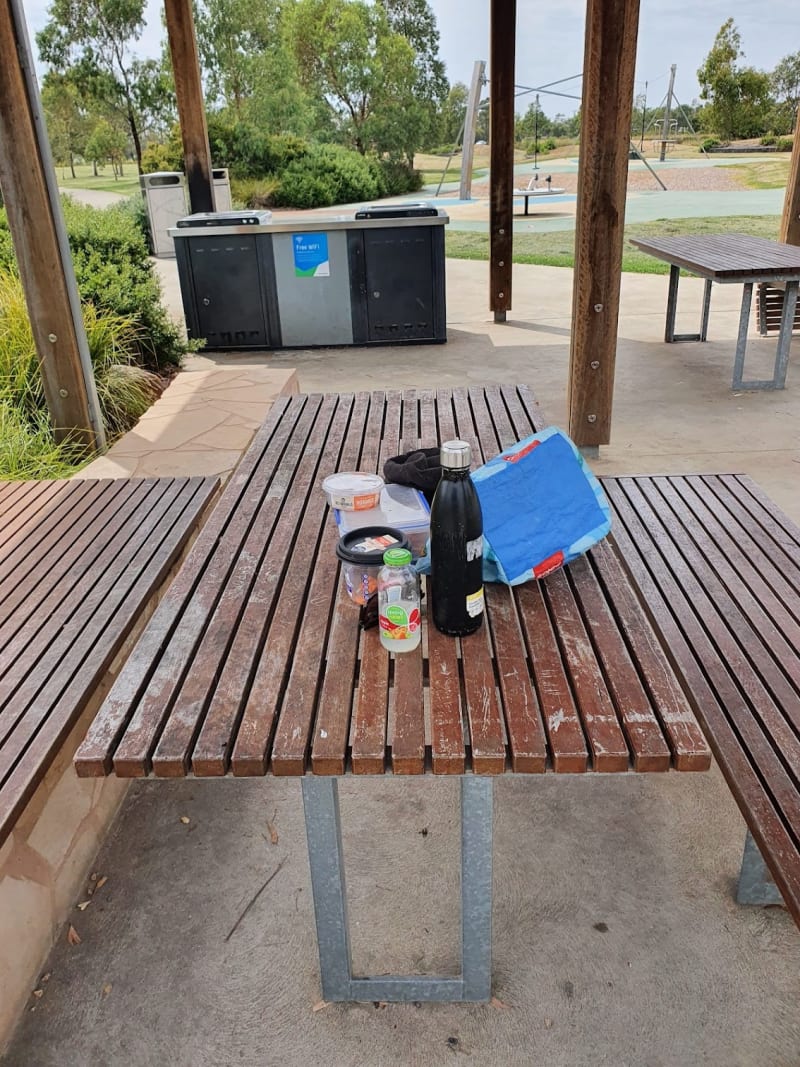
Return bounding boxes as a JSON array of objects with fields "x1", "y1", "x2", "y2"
[
  {"x1": 302, "y1": 775, "x2": 493, "y2": 1003},
  {"x1": 630, "y1": 231, "x2": 800, "y2": 392},
  {"x1": 301, "y1": 774, "x2": 777, "y2": 1003},
  {"x1": 665, "y1": 266, "x2": 799, "y2": 391}
]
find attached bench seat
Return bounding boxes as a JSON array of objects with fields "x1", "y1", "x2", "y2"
[
  {"x1": 603, "y1": 474, "x2": 800, "y2": 924},
  {"x1": 0, "y1": 476, "x2": 218, "y2": 844},
  {"x1": 757, "y1": 283, "x2": 800, "y2": 335}
]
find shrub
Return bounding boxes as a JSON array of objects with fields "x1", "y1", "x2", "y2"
[
  {"x1": 53, "y1": 197, "x2": 188, "y2": 371},
  {"x1": 760, "y1": 135, "x2": 777, "y2": 146},
  {"x1": 700, "y1": 137, "x2": 721, "y2": 152},
  {"x1": 377, "y1": 159, "x2": 424, "y2": 197},
  {"x1": 231, "y1": 176, "x2": 282, "y2": 209},
  {"x1": 776, "y1": 137, "x2": 794, "y2": 152},
  {"x1": 275, "y1": 145, "x2": 386, "y2": 209},
  {"x1": 0, "y1": 268, "x2": 164, "y2": 471},
  {"x1": 0, "y1": 198, "x2": 189, "y2": 379}
]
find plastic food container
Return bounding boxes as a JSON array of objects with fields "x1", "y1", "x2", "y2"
[
  {"x1": 322, "y1": 472, "x2": 384, "y2": 511},
  {"x1": 335, "y1": 526, "x2": 411, "y2": 605},
  {"x1": 334, "y1": 484, "x2": 431, "y2": 556}
]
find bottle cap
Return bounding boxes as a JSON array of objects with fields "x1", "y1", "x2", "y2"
[
  {"x1": 440, "y1": 440, "x2": 472, "y2": 469},
  {"x1": 383, "y1": 547, "x2": 412, "y2": 567}
]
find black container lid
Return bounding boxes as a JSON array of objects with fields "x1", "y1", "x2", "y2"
[{"x1": 335, "y1": 526, "x2": 411, "y2": 566}]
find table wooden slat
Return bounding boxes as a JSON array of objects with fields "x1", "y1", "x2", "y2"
[
  {"x1": 152, "y1": 394, "x2": 337, "y2": 776},
  {"x1": 542, "y1": 569, "x2": 630, "y2": 772},
  {"x1": 237, "y1": 391, "x2": 364, "y2": 772},
  {"x1": 75, "y1": 387, "x2": 711, "y2": 781},
  {"x1": 351, "y1": 628, "x2": 389, "y2": 775},
  {"x1": 569, "y1": 555, "x2": 671, "y2": 772},
  {"x1": 427, "y1": 581, "x2": 466, "y2": 774},
  {"x1": 515, "y1": 581, "x2": 589, "y2": 773},
  {"x1": 486, "y1": 584, "x2": 547, "y2": 773}
]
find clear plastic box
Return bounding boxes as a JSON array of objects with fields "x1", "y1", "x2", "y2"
[{"x1": 334, "y1": 484, "x2": 431, "y2": 557}]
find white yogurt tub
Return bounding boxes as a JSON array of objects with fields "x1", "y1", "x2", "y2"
[{"x1": 322, "y1": 472, "x2": 384, "y2": 511}]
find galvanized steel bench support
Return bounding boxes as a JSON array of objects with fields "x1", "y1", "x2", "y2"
[
  {"x1": 302, "y1": 775, "x2": 493, "y2": 1003},
  {"x1": 737, "y1": 830, "x2": 784, "y2": 907}
]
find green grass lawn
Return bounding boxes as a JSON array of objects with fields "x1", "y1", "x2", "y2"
[
  {"x1": 446, "y1": 215, "x2": 781, "y2": 274},
  {"x1": 727, "y1": 159, "x2": 792, "y2": 190},
  {"x1": 56, "y1": 163, "x2": 140, "y2": 197}
]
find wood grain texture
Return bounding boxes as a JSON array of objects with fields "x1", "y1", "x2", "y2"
[
  {"x1": 568, "y1": 0, "x2": 641, "y2": 446},
  {"x1": 0, "y1": 4, "x2": 99, "y2": 448},
  {"x1": 74, "y1": 389, "x2": 715, "y2": 790},
  {"x1": 629, "y1": 234, "x2": 800, "y2": 281},
  {"x1": 780, "y1": 120, "x2": 800, "y2": 246},
  {"x1": 164, "y1": 0, "x2": 215, "y2": 212},
  {"x1": 604, "y1": 474, "x2": 800, "y2": 925},
  {"x1": 489, "y1": 0, "x2": 516, "y2": 315},
  {"x1": 1, "y1": 476, "x2": 217, "y2": 841}
]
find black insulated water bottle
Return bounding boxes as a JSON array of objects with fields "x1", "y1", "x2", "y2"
[{"x1": 429, "y1": 440, "x2": 484, "y2": 636}]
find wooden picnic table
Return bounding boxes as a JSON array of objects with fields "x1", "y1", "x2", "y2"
[
  {"x1": 628, "y1": 233, "x2": 800, "y2": 390},
  {"x1": 74, "y1": 385, "x2": 714, "y2": 1004}
]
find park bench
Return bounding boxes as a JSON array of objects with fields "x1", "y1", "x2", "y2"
[
  {"x1": 0, "y1": 475, "x2": 218, "y2": 845},
  {"x1": 757, "y1": 283, "x2": 800, "y2": 337},
  {"x1": 603, "y1": 474, "x2": 800, "y2": 923}
]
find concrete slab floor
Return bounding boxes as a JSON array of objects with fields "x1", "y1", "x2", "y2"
[
  {"x1": 163, "y1": 258, "x2": 800, "y2": 524},
  {"x1": 5, "y1": 257, "x2": 798, "y2": 1066}
]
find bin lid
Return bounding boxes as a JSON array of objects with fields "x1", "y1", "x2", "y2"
[
  {"x1": 140, "y1": 172, "x2": 185, "y2": 186},
  {"x1": 175, "y1": 210, "x2": 271, "y2": 228},
  {"x1": 354, "y1": 201, "x2": 441, "y2": 219}
]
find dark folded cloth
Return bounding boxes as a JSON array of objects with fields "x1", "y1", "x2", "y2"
[{"x1": 383, "y1": 447, "x2": 442, "y2": 503}]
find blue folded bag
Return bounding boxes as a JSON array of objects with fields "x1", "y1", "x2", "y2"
[{"x1": 418, "y1": 428, "x2": 611, "y2": 585}]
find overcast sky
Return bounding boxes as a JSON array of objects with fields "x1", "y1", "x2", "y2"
[{"x1": 20, "y1": 0, "x2": 799, "y2": 118}]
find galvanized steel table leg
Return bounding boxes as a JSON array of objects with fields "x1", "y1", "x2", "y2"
[
  {"x1": 736, "y1": 830, "x2": 784, "y2": 907},
  {"x1": 732, "y1": 282, "x2": 754, "y2": 390},
  {"x1": 301, "y1": 776, "x2": 352, "y2": 1000},
  {"x1": 460, "y1": 775, "x2": 494, "y2": 1000},
  {"x1": 733, "y1": 281, "x2": 795, "y2": 390},
  {"x1": 665, "y1": 265, "x2": 680, "y2": 342},
  {"x1": 665, "y1": 266, "x2": 711, "y2": 343},
  {"x1": 301, "y1": 775, "x2": 494, "y2": 1003},
  {"x1": 699, "y1": 278, "x2": 713, "y2": 341},
  {"x1": 772, "y1": 279, "x2": 798, "y2": 390}
]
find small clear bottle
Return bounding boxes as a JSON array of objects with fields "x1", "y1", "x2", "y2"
[{"x1": 378, "y1": 547, "x2": 421, "y2": 653}]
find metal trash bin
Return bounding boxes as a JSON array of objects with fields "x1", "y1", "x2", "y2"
[
  {"x1": 212, "y1": 168, "x2": 232, "y2": 213},
  {"x1": 170, "y1": 204, "x2": 448, "y2": 350},
  {"x1": 140, "y1": 172, "x2": 188, "y2": 257}
]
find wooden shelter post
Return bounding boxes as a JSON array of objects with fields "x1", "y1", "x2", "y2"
[
  {"x1": 489, "y1": 0, "x2": 516, "y2": 322},
  {"x1": 164, "y1": 0, "x2": 215, "y2": 213},
  {"x1": 568, "y1": 0, "x2": 640, "y2": 449},
  {"x1": 780, "y1": 114, "x2": 800, "y2": 246},
  {"x1": 0, "y1": 0, "x2": 105, "y2": 451}
]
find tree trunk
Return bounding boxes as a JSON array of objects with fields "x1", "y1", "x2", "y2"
[
  {"x1": 93, "y1": 159, "x2": 98, "y2": 176},
  {"x1": 69, "y1": 152, "x2": 75, "y2": 179},
  {"x1": 126, "y1": 103, "x2": 143, "y2": 173}
]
